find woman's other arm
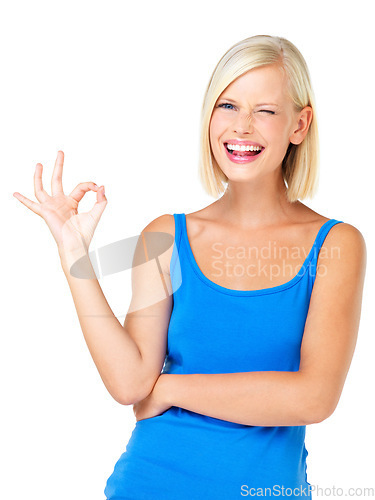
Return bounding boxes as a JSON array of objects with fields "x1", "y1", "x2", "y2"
[{"x1": 157, "y1": 223, "x2": 367, "y2": 426}]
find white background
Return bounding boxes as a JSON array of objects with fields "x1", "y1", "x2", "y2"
[{"x1": 1, "y1": 0, "x2": 374, "y2": 499}]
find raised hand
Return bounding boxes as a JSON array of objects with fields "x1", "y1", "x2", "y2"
[{"x1": 13, "y1": 150, "x2": 108, "y2": 254}]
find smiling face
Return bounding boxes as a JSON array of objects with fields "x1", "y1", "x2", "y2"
[{"x1": 209, "y1": 64, "x2": 312, "y2": 181}]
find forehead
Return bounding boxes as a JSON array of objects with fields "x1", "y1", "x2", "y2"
[{"x1": 219, "y1": 65, "x2": 289, "y2": 102}]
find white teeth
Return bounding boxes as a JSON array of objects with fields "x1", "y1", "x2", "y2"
[{"x1": 226, "y1": 144, "x2": 262, "y2": 152}]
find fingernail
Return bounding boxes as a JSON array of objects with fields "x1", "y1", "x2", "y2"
[{"x1": 102, "y1": 186, "x2": 105, "y2": 195}]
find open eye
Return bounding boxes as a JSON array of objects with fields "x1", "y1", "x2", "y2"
[{"x1": 217, "y1": 103, "x2": 235, "y2": 110}]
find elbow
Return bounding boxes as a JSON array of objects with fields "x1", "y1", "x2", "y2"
[
  {"x1": 102, "y1": 378, "x2": 138, "y2": 406},
  {"x1": 112, "y1": 392, "x2": 137, "y2": 406},
  {"x1": 105, "y1": 382, "x2": 136, "y2": 406},
  {"x1": 299, "y1": 373, "x2": 341, "y2": 425},
  {"x1": 302, "y1": 393, "x2": 338, "y2": 425},
  {"x1": 111, "y1": 377, "x2": 156, "y2": 406},
  {"x1": 315, "y1": 399, "x2": 338, "y2": 423},
  {"x1": 111, "y1": 387, "x2": 146, "y2": 406},
  {"x1": 303, "y1": 406, "x2": 329, "y2": 425},
  {"x1": 114, "y1": 390, "x2": 150, "y2": 406}
]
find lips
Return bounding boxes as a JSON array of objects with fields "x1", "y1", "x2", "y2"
[{"x1": 223, "y1": 142, "x2": 266, "y2": 164}]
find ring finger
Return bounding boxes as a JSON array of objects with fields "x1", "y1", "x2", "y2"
[{"x1": 34, "y1": 163, "x2": 49, "y2": 203}]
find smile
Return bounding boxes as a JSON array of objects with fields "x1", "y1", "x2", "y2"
[{"x1": 223, "y1": 142, "x2": 265, "y2": 164}]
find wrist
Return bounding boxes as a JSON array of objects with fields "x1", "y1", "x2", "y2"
[
  {"x1": 58, "y1": 246, "x2": 94, "y2": 278},
  {"x1": 158, "y1": 373, "x2": 176, "y2": 407}
]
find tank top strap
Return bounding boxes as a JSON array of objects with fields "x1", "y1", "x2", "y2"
[
  {"x1": 315, "y1": 219, "x2": 344, "y2": 247},
  {"x1": 170, "y1": 213, "x2": 185, "y2": 278},
  {"x1": 309, "y1": 218, "x2": 345, "y2": 278}
]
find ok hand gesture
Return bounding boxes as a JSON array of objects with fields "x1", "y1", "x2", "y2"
[{"x1": 13, "y1": 150, "x2": 108, "y2": 255}]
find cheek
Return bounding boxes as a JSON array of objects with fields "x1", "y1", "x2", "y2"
[
  {"x1": 209, "y1": 119, "x2": 221, "y2": 149},
  {"x1": 210, "y1": 112, "x2": 228, "y2": 136},
  {"x1": 256, "y1": 118, "x2": 285, "y2": 141}
]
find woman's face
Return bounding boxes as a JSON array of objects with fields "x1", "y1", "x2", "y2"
[{"x1": 209, "y1": 64, "x2": 311, "y2": 181}]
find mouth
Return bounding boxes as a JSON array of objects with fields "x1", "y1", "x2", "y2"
[
  {"x1": 223, "y1": 142, "x2": 265, "y2": 164},
  {"x1": 224, "y1": 143, "x2": 264, "y2": 156}
]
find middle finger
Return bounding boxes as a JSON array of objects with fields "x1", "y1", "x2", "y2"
[{"x1": 51, "y1": 150, "x2": 65, "y2": 196}]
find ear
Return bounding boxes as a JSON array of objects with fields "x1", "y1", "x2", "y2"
[{"x1": 290, "y1": 106, "x2": 313, "y2": 145}]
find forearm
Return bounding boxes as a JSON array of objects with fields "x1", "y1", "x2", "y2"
[
  {"x1": 58, "y1": 245, "x2": 149, "y2": 405},
  {"x1": 163, "y1": 371, "x2": 317, "y2": 427}
]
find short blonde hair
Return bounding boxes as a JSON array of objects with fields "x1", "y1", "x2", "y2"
[{"x1": 198, "y1": 35, "x2": 319, "y2": 203}]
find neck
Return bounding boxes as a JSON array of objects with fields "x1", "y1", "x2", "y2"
[{"x1": 216, "y1": 169, "x2": 301, "y2": 229}]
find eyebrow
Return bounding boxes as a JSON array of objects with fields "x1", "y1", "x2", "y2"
[{"x1": 219, "y1": 97, "x2": 280, "y2": 107}]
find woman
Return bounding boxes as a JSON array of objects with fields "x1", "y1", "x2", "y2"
[{"x1": 14, "y1": 35, "x2": 367, "y2": 499}]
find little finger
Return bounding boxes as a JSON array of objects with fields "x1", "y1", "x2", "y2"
[{"x1": 13, "y1": 191, "x2": 42, "y2": 216}]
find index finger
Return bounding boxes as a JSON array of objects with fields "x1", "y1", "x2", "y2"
[{"x1": 51, "y1": 150, "x2": 65, "y2": 196}]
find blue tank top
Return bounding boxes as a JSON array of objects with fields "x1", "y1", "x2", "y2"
[{"x1": 104, "y1": 213, "x2": 344, "y2": 500}]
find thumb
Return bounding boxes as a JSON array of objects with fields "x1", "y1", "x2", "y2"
[{"x1": 89, "y1": 185, "x2": 107, "y2": 222}]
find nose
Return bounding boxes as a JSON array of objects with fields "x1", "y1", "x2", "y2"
[{"x1": 233, "y1": 111, "x2": 254, "y2": 135}]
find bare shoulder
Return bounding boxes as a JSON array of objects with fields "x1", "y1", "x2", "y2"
[
  {"x1": 322, "y1": 221, "x2": 367, "y2": 254},
  {"x1": 141, "y1": 213, "x2": 175, "y2": 237},
  {"x1": 138, "y1": 213, "x2": 176, "y2": 276},
  {"x1": 295, "y1": 203, "x2": 367, "y2": 256},
  {"x1": 317, "y1": 221, "x2": 367, "y2": 279}
]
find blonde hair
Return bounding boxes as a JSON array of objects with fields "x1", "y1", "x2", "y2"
[{"x1": 198, "y1": 35, "x2": 319, "y2": 203}]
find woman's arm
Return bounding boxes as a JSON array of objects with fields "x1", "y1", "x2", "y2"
[
  {"x1": 161, "y1": 371, "x2": 308, "y2": 426},
  {"x1": 59, "y1": 245, "x2": 145, "y2": 404},
  {"x1": 59, "y1": 213, "x2": 175, "y2": 406},
  {"x1": 158, "y1": 223, "x2": 367, "y2": 427},
  {"x1": 14, "y1": 151, "x2": 174, "y2": 406}
]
